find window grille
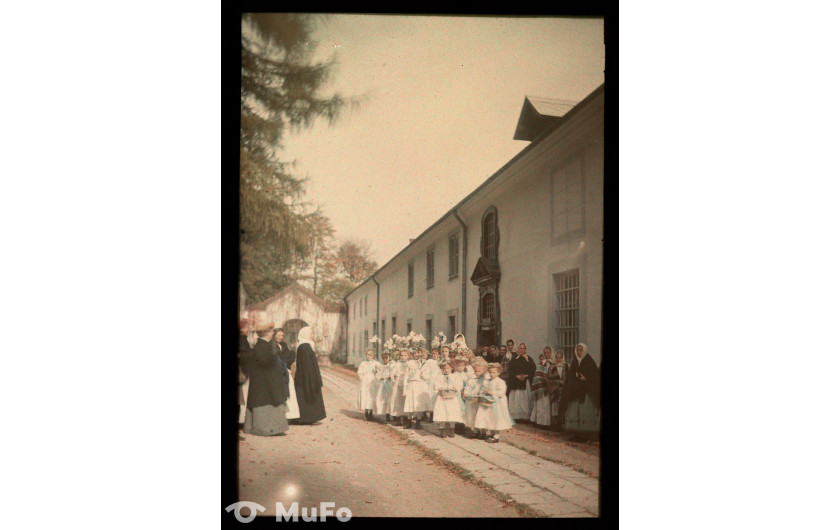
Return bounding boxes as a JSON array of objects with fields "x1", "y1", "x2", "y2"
[{"x1": 554, "y1": 269, "x2": 580, "y2": 362}]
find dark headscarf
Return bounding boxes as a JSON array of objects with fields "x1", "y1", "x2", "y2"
[{"x1": 564, "y1": 344, "x2": 600, "y2": 410}]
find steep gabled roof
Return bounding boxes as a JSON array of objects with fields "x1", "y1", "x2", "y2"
[{"x1": 249, "y1": 282, "x2": 346, "y2": 313}]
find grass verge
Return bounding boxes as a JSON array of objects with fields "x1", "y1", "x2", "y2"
[
  {"x1": 501, "y1": 438, "x2": 596, "y2": 478},
  {"x1": 383, "y1": 425, "x2": 546, "y2": 518}
]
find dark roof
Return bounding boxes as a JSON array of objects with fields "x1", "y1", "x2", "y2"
[
  {"x1": 343, "y1": 83, "x2": 605, "y2": 302},
  {"x1": 250, "y1": 282, "x2": 346, "y2": 313},
  {"x1": 513, "y1": 96, "x2": 580, "y2": 142}
]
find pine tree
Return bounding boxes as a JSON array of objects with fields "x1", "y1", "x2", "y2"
[{"x1": 239, "y1": 13, "x2": 347, "y2": 301}]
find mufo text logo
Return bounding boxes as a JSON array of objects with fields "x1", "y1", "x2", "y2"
[{"x1": 225, "y1": 502, "x2": 352, "y2": 523}]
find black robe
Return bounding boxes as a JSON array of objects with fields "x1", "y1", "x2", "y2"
[
  {"x1": 275, "y1": 340, "x2": 296, "y2": 369},
  {"x1": 246, "y1": 338, "x2": 289, "y2": 410},
  {"x1": 563, "y1": 353, "x2": 600, "y2": 410},
  {"x1": 294, "y1": 342, "x2": 327, "y2": 423},
  {"x1": 507, "y1": 354, "x2": 536, "y2": 391}
]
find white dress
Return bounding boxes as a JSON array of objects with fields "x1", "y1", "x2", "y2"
[
  {"x1": 474, "y1": 377, "x2": 514, "y2": 431},
  {"x1": 388, "y1": 361, "x2": 407, "y2": 417},
  {"x1": 530, "y1": 385, "x2": 553, "y2": 426},
  {"x1": 374, "y1": 360, "x2": 394, "y2": 415},
  {"x1": 403, "y1": 359, "x2": 432, "y2": 413},
  {"x1": 423, "y1": 359, "x2": 441, "y2": 412},
  {"x1": 356, "y1": 360, "x2": 379, "y2": 411},
  {"x1": 463, "y1": 373, "x2": 489, "y2": 429},
  {"x1": 431, "y1": 373, "x2": 465, "y2": 423},
  {"x1": 508, "y1": 379, "x2": 533, "y2": 420}
]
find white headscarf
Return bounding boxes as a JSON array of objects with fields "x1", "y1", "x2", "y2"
[
  {"x1": 575, "y1": 343, "x2": 588, "y2": 360},
  {"x1": 297, "y1": 326, "x2": 313, "y2": 347}
]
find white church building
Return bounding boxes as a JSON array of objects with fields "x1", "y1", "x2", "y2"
[{"x1": 345, "y1": 83, "x2": 604, "y2": 368}]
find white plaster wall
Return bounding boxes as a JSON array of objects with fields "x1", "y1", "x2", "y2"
[{"x1": 343, "y1": 89, "x2": 603, "y2": 367}]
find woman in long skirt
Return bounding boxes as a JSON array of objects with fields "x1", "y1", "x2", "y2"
[
  {"x1": 374, "y1": 352, "x2": 393, "y2": 420},
  {"x1": 530, "y1": 347, "x2": 555, "y2": 427},
  {"x1": 507, "y1": 343, "x2": 535, "y2": 421},
  {"x1": 243, "y1": 314, "x2": 289, "y2": 436},
  {"x1": 293, "y1": 326, "x2": 327, "y2": 424},
  {"x1": 356, "y1": 349, "x2": 380, "y2": 421},
  {"x1": 563, "y1": 343, "x2": 600, "y2": 440}
]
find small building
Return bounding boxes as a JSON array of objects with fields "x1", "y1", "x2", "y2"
[
  {"x1": 345, "y1": 84, "x2": 604, "y2": 367},
  {"x1": 248, "y1": 282, "x2": 346, "y2": 356}
]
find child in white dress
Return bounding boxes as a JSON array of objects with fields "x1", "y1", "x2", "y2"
[
  {"x1": 474, "y1": 362, "x2": 514, "y2": 443},
  {"x1": 463, "y1": 357, "x2": 490, "y2": 439},
  {"x1": 427, "y1": 348, "x2": 441, "y2": 421},
  {"x1": 451, "y1": 356, "x2": 470, "y2": 434},
  {"x1": 432, "y1": 361, "x2": 465, "y2": 437},
  {"x1": 403, "y1": 348, "x2": 432, "y2": 429},
  {"x1": 356, "y1": 350, "x2": 380, "y2": 421},
  {"x1": 420, "y1": 349, "x2": 440, "y2": 422},
  {"x1": 389, "y1": 350, "x2": 410, "y2": 427},
  {"x1": 374, "y1": 351, "x2": 393, "y2": 421}
]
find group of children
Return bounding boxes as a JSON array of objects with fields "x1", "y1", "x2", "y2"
[{"x1": 356, "y1": 346, "x2": 514, "y2": 443}]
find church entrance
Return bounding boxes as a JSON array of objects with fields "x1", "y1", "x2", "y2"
[{"x1": 282, "y1": 319, "x2": 308, "y2": 349}]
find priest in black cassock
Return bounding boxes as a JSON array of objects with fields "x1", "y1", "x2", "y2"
[
  {"x1": 507, "y1": 343, "x2": 536, "y2": 422},
  {"x1": 293, "y1": 325, "x2": 327, "y2": 424}
]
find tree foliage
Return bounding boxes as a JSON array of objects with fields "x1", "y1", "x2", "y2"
[
  {"x1": 335, "y1": 239, "x2": 379, "y2": 284},
  {"x1": 239, "y1": 13, "x2": 347, "y2": 301}
]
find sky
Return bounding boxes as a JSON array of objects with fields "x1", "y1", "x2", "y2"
[{"x1": 283, "y1": 14, "x2": 605, "y2": 266}]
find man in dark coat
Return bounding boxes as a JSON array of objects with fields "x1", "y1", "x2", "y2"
[{"x1": 293, "y1": 326, "x2": 327, "y2": 424}]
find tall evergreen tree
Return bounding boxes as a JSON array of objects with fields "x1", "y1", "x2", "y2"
[{"x1": 239, "y1": 13, "x2": 347, "y2": 301}]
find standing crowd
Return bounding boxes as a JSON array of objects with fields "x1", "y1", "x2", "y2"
[
  {"x1": 238, "y1": 312, "x2": 327, "y2": 437},
  {"x1": 355, "y1": 334, "x2": 601, "y2": 442}
]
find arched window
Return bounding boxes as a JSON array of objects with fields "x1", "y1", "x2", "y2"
[
  {"x1": 481, "y1": 207, "x2": 498, "y2": 262},
  {"x1": 481, "y1": 292, "x2": 495, "y2": 321}
]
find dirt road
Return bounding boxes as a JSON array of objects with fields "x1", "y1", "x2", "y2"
[{"x1": 238, "y1": 366, "x2": 523, "y2": 518}]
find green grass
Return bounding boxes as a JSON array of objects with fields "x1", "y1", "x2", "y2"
[{"x1": 383, "y1": 425, "x2": 546, "y2": 518}]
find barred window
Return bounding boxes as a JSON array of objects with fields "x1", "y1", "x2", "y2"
[
  {"x1": 392, "y1": 316, "x2": 397, "y2": 336},
  {"x1": 426, "y1": 318, "x2": 433, "y2": 344},
  {"x1": 554, "y1": 269, "x2": 580, "y2": 362},
  {"x1": 481, "y1": 292, "x2": 495, "y2": 321}
]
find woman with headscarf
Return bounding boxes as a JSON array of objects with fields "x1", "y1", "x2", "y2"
[
  {"x1": 293, "y1": 325, "x2": 327, "y2": 424},
  {"x1": 507, "y1": 343, "x2": 536, "y2": 422},
  {"x1": 243, "y1": 314, "x2": 290, "y2": 436},
  {"x1": 548, "y1": 349, "x2": 568, "y2": 429},
  {"x1": 529, "y1": 346, "x2": 554, "y2": 427},
  {"x1": 562, "y1": 343, "x2": 600, "y2": 440}
]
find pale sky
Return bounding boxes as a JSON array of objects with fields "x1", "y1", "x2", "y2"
[{"x1": 283, "y1": 14, "x2": 605, "y2": 266}]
